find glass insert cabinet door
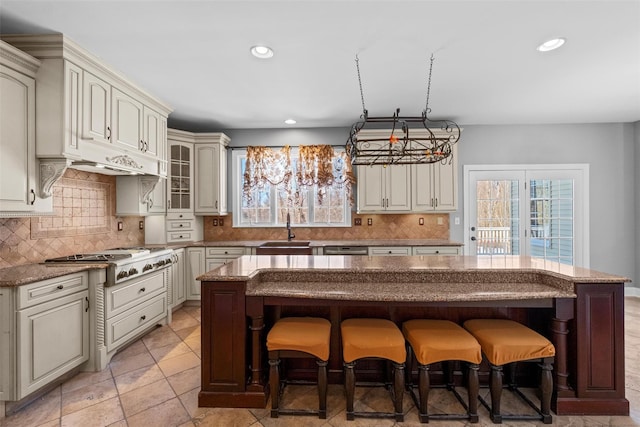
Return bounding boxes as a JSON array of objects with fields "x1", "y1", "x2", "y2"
[
  {"x1": 169, "y1": 143, "x2": 191, "y2": 211},
  {"x1": 466, "y1": 167, "x2": 587, "y2": 267}
]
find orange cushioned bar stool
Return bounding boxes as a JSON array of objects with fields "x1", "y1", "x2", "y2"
[
  {"x1": 266, "y1": 317, "x2": 331, "y2": 419},
  {"x1": 402, "y1": 319, "x2": 482, "y2": 424},
  {"x1": 463, "y1": 319, "x2": 556, "y2": 424},
  {"x1": 341, "y1": 318, "x2": 406, "y2": 422}
]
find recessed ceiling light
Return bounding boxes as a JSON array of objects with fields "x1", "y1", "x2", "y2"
[
  {"x1": 536, "y1": 37, "x2": 566, "y2": 52},
  {"x1": 284, "y1": 119, "x2": 297, "y2": 125},
  {"x1": 250, "y1": 45, "x2": 274, "y2": 59}
]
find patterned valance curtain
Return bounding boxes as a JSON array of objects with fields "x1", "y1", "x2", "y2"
[{"x1": 242, "y1": 145, "x2": 356, "y2": 207}]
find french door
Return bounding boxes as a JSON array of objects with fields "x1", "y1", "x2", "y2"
[{"x1": 464, "y1": 165, "x2": 589, "y2": 267}]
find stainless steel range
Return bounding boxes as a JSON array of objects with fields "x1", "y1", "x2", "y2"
[
  {"x1": 46, "y1": 247, "x2": 174, "y2": 370},
  {"x1": 46, "y1": 247, "x2": 173, "y2": 286}
]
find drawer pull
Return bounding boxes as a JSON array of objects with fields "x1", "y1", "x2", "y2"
[
  {"x1": 139, "y1": 287, "x2": 146, "y2": 293},
  {"x1": 57, "y1": 285, "x2": 64, "y2": 290},
  {"x1": 179, "y1": 224, "x2": 183, "y2": 227},
  {"x1": 140, "y1": 315, "x2": 146, "y2": 321}
]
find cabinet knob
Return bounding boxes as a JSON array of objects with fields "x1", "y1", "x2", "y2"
[
  {"x1": 140, "y1": 315, "x2": 146, "y2": 321},
  {"x1": 57, "y1": 284, "x2": 64, "y2": 290},
  {"x1": 139, "y1": 287, "x2": 146, "y2": 292}
]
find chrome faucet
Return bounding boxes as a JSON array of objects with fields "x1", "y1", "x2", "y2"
[{"x1": 286, "y1": 212, "x2": 295, "y2": 241}]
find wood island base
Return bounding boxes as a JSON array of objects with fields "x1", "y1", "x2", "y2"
[{"x1": 197, "y1": 255, "x2": 630, "y2": 416}]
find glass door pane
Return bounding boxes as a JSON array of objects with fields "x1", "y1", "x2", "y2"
[
  {"x1": 528, "y1": 178, "x2": 574, "y2": 265},
  {"x1": 475, "y1": 179, "x2": 520, "y2": 255}
]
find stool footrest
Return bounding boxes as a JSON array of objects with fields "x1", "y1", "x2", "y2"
[{"x1": 478, "y1": 386, "x2": 552, "y2": 424}]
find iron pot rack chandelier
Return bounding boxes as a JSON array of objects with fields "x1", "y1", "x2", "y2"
[{"x1": 346, "y1": 54, "x2": 461, "y2": 166}]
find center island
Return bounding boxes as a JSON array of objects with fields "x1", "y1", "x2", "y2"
[{"x1": 197, "y1": 254, "x2": 630, "y2": 416}]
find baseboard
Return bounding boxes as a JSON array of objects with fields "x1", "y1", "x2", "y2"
[{"x1": 624, "y1": 287, "x2": 640, "y2": 297}]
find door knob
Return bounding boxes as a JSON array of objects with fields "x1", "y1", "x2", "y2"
[{"x1": 471, "y1": 237, "x2": 476, "y2": 241}]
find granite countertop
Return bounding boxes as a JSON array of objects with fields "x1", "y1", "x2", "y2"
[
  {"x1": 197, "y1": 255, "x2": 631, "y2": 303},
  {"x1": 150, "y1": 239, "x2": 463, "y2": 249},
  {"x1": 0, "y1": 239, "x2": 461, "y2": 287},
  {"x1": 0, "y1": 263, "x2": 109, "y2": 287}
]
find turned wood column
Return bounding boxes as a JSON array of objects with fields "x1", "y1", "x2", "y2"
[
  {"x1": 552, "y1": 298, "x2": 574, "y2": 396},
  {"x1": 246, "y1": 296, "x2": 265, "y2": 391}
]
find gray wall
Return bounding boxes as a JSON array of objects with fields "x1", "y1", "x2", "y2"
[
  {"x1": 450, "y1": 123, "x2": 637, "y2": 286},
  {"x1": 223, "y1": 123, "x2": 638, "y2": 286},
  {"x1": 636, "y1": 121, "x2": 640, "y2": 289}
]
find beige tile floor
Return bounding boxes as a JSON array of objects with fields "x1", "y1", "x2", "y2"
[{"x1": 2, "y1": 299, "x2": 640, "y2": 427}]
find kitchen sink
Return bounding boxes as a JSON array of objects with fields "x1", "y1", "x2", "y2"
[
  {"x1": 260, "y1": 241, "x2": 310, "y2": 247},
  {"x1": 256, "y1": 241, "x2": 312, "y2": 255}
]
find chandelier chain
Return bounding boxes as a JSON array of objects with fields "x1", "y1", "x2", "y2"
[
  {"x1": 425, "y1": 54, "x2": 434, "y2": 113},
  {"x1": 355, "y1": 55, "x2": 366, "y2": 112}
]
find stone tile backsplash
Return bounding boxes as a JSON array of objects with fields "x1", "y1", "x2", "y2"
[
  {"x1": 203, "y1": 212, "x2": 450, "y2": 241},
  {"x1": 0, "y1": 169, "x2": 144, "y2": 269}
]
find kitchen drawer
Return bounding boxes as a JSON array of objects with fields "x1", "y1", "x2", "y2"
[
  {"x1": 167, "y1": 220, "x2": 194, "y2": 231},
  {"x1": 206, "y1": 247, "x2": 246, "y2": 258},
  {"x1": 105, "y1": 293, "x2": 167, "y2": 351},
  {"x1": 412, "y1": 246, "x2": 460, "y2": 256},
  {"x1": 368, "y1": 246, "x2": 412, "y2": 256},
  {"x1": 18, "y1": 272, "x2": 88, "y2": 309},
  {"x1": 167, "y1": 230, "x2": 194, "y2": 242},
  {"x1": 105, "y1": 270, "x2": 166, "y2": 318}
]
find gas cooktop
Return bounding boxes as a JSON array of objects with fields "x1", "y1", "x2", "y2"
[{"x1": 45, "y1": 247, "x2": 151, "y2": 263}]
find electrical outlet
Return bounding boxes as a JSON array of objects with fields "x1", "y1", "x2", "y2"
[
  {"x1": 139, "y1": 220, "x2": 144, "y2": 230},
  {"x1": 419, "y1": 218, "x2": 424, "y2": 225},
  {"x1": 354, "y1": 218, "x2": 362, "y2": 226},
  {"x1": 117, "y1": 221, "x2": 123, "y2": 231},
  {"x1": 367, "y1": 218, "x2": 373, "y2": 226},
  {"x1": 454, "y1": 217, "x2": 460, "y2": 225},
  {"x1": 219, "y1": 218, "x2": 224, "y2": 226},
  {"x1": 213, "y1": 219, "x2": 218, "y2": 226},
  {"x1": 437, "y1": 216, "x2": 444, "y2": 225}
]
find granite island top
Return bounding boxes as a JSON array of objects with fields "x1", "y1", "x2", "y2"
[{"x1": 197, "y1": 255, "x2": 631, "y2": 303}]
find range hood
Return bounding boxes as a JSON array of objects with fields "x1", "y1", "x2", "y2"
[{"x1": 69, "y1": 160, "x2": 147, "y2": 176}]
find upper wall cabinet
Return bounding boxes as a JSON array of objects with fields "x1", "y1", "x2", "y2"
[
  {"x1": 355, "y1": 129, "x2": 460, "y2": 213},
  {"x1": 0, "y1": 40, "x2": 53, "y2": 216},
  {"x1": 411, "y1": 143, "x2": 458, "y2": 212},
  {"x1": 194, "y1": 133, "x2": 229, "y2": 216},
  {"x1": 1, "y1": 34, "x2": 172, "y2": 187}
]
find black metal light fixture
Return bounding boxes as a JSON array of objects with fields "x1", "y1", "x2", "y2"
[{"x1": 346, "y1": 55, "x2": 461, "y2": 166}]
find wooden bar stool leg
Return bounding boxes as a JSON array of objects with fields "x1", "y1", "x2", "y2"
[
  {"x1": 468, "y1": 363, "x2": 480, "y2": 423},
  {"x1": 540, "y1": 359, "x2": 553, "y2": 424},
  {"x1": 507, "y1": 362, "x2": 517, "y2": 390},
  {"x1": 405, "y1": 343, "x2": 414, "y2": 390},
  {"x1": 393, "y1": 362, "x2": 405, "y2": 422},
  {"x1": 490, "y1": 363, "x2": 503, "y2": 424},
  {"x1": 269, "y1": 358, "x2": 281, "y2": 418},
  {"x1": 345, "y1": 361, "x2": 356, "y2": 421},
  {"x1": 317, "y1": 360, "x2": 328, "y2": 419},
  {"x1": 417, "y1": 364, "x2": 430, "y2": 423},
  {"x1": 443, "y1": 360, "x2": 453, "y2": 390}
]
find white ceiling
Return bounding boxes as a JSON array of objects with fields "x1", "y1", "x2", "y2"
[{"x1": 1, "y1": 0, "x2": 639, "y2": 131}]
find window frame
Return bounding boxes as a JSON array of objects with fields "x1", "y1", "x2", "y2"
[{"x1": 231, "y1": 148, "x2": 352, "y2": 228}]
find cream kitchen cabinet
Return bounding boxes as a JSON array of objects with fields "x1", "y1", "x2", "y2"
[
  {"x1": 186, "y1": 247, "x2": 206, "y2": 300},
  {"x1": 194, "y1": 133, "x2": 230, "y2": 215},
  {"x1": 0, "y1": 40, "x2": 52, "y2": 216},
  {"x1": 115, "y1": 175, "x2": 165, "y2": 216},
  {"x1": 412, "y1": 246, "x2": 460, "y2": 255},
  {"x1": 167, "y1": 131, "x2": 194, "y2": 215},
  {"x1": 368, "y1": 246, "x2": 413, "y2": 256},
  {"x1": 82, "y1": 70, "x2": 111, "y2": 145},
  {"x1": 1, "y1": 34, "x2": 172, "y2": 182},
  {"x1": 0, "y1": 272, "x2": 89, "y2": 403},
  {"x1": 356, "y1": 162, "x2": 411, "y2": 213},
  {"x1": 170, "y1": 248, "x2": 186, "y2": 309},
  {"x1": 411, "y1": 143, "x2": 458, "y2": 212},
  {"x1": 111, "y1": 87, "x2": 144, "y2": 154},
  {"x1": 185, "y1": 247, "x2": 247, "y2": 301}
]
